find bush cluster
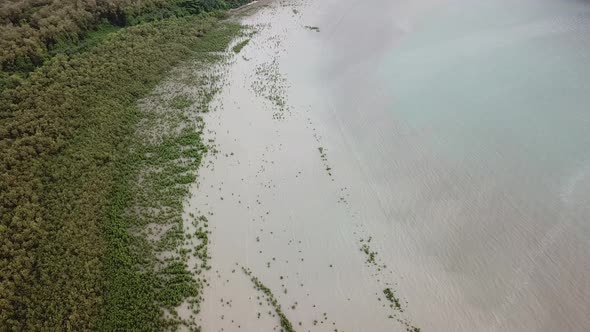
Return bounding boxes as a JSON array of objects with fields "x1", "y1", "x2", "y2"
[{"x1": 0, "y1": 0, "x2": 251, "y2": 88}]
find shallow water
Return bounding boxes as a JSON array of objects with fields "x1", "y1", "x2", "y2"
[{"x1": 191, "y1": 0, "x2": 590, "y2": 331}]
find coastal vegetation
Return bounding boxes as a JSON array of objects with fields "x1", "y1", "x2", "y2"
[
  {"x1": 232, "y1": 38, "x2": 251, "y2": 53},
  {"x1": 318, "y1": 146, "x2": 332, "y2": 176},
  {"x1": 242, "y1": 266, "x2": 296, "y2": 332},
  {"x1": 0, "y1": 0, "x2": 248, "y2": 330},
  {"x1": 358, "y1": 236, "x2": 421, "y2": 332},
  {"x1": 384, "y1": 288, "x2": 402, "y2": 311},
  {"x1": 0, "y1": 0, "x2": 250, "y2": 89},
  {"x1": 251, "y1": 50, "x2": 290, "y2": 120}
]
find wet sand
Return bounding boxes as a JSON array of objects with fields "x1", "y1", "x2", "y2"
[
  {"x1": 185, "y1": 3, "x2": 419, "y2": 331},
  {"x1": 185, "y1": 0, "x2": 590, "y2": 331}
]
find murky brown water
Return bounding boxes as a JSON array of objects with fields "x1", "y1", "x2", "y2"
[{"x1": 188, "y1": 0, "x2": 590, "y2": 331}]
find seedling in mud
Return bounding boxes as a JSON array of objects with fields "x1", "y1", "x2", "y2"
[
  {"x1": 317, "y1": 147, "x2": 333, "y2": 176},
  {"x1": 241, "y1": 267, "x2": 296, "y2": 332},
  {"x1": 251, "y1": 57, "x2": 290, "y2": 119},
  {"x1": 361, "y1": 243, "x2": 378, "y2": 265},
  {"x1": 170, "y1": 94, "x2": 194, "y2": 109},
  {"x1": 358, "y1": 236, "x2": 421, "y2": 331},
  {"x1": 383, "y1": 288, "x2": 402, "y2": 310}
]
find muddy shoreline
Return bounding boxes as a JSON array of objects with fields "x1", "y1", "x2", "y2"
[
  {"x1": 188, "y1": 1, "x2": 422, "y2": 331},
  {"x1": 188, "y1": 0, "x2": 590, "y2": 331}
]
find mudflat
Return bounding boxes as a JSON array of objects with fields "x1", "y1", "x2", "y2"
[{"x1": 189, "y1": 0, "x2": 590, "y2": 331}]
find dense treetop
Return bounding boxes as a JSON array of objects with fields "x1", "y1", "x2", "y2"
[
  {"x1": 0, "y1": 0, "x2": 248, "y2": 330},
  {"x1": 0, "y1": 0, "x2": 246, "y2": 78}
]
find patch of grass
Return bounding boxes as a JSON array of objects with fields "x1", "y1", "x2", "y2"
[
  {"x1": 193, "y1": 22, "x2": 242, "y2": 53},
  {"x1": 251, "y1": 58, "x2": 289, "y2": 119},
  {"x1": 232, "y1": 38, "x2": 251, "y2": 53},
  {"x1": 50, "y1": 21, "x2": 121, "y2": 56},
  {"x1": 170, "y1": 95, "x2": 194, "y2": 109}
]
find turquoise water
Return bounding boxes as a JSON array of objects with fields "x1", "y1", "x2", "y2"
[
  {"x1": 292, "y1": 0, "x2": 590, "y2": 330},
  {"x1": 381, "y1": 0, "x2": 590, "y2": 172}
]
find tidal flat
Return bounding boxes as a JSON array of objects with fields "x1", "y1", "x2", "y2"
[{"x1": 189, "y1": 0, "x2": 590, "y2": 331}]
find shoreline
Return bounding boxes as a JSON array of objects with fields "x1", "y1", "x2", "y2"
[
  {"x1": 190, "y1": 1, "x2": 423, "y2": 331},
  {"x1": 5, "y1": 0, "x2": 587, "y2": 330}
]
